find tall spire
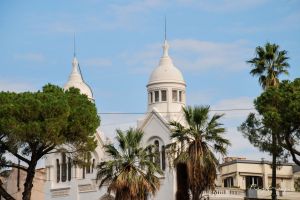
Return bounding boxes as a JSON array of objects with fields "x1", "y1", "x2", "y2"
[
  {"x1": 162, "y1": 16, "x2": 169, "y2": 57},
  {"x1": 164, "y1": 15, "x2": 167, "y2": 41},
  {"x1": 65, "y1": 34, "x2": 94, "y2": 101},
  {"x1": 73, "y1": 32, "x2": 76, "y2": 57}
]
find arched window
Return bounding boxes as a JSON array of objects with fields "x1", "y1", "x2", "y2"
[
  {"x1": 68, "y1": 157, "x2": 72, "y2": 181},
  {"x1": 147, "y1": 146, "x2": 154, "y2": 163},
  {"x1": 161, "y1": 145, "x2": 166, "y2": 171},
  {"x1": 92, "y1": 159, "x2": 95, "y2": 173},
  {"x1": 86, "y1": 153, "x2": 91, "y2": 174},
  {"x1": 61, "y1": 153, "x2": 67, "y2": 182},
  {"x1": 154, "y1": 140, "x2": 160, "y2": 168},
  {"x1": 56, "y1": 159, "x2": 60, "y2": 183}
]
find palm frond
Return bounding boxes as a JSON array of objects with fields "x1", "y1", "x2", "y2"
[{"x1": 96, "y1": 128, "x2": 161, "y2": 199}]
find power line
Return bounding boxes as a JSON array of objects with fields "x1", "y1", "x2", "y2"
[{"x1": 98, "y1": 108, "x2": 255, "y2": 115}]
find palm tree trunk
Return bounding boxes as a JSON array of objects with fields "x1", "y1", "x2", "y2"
[
  {"x1": 271, "y1": 133, "x2": 277, "y2": 200},
  {"x1": 192, "y1": 190, "x2": 200, "y2": 200},
  {"x1": 176, "y1": 163, "x2": 189, "y2": 200}
]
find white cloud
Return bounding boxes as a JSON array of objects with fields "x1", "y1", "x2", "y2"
[
  {"x1": 110, "y1": 0, "x2": 166, "y2": 15},
  {"x1": 177, "y1": 0, "x2": 268, "y2": 12},
  {"x1": 100, "y1": 113, "x2": 142, "y2": 139},
  {"x1": 120, "y1": 43, "x2": 161, "y2": 74},
  {"x1": 0, "y1": 80, "x2": 36, "y2": 92},
  {"x1": 84, "y1": 58, "x2": 112, "y2": 68},
  {"x1": 14, "y1": 53, "x2": 45, "y2": 62},
  {"x1": 211, "y1": 96, "x2": 255, "y2": 120},
  {"x1": 187, "y1": 90, "x2": 216, "y2": 106},
  {"x1": 47, "y1": 22, "x2": 76, "y2": 33},
  {"x1": 123, "y1": 39, "x2": 252, "y2": 73},
  {"x1": 280, "y1": 11, "x2": 300, "y2": 30},
  {"x1": 40, "y1": 0, "x2": 166, "y2": 34},
  {"x1": 171, "y1": 39, "x2": 252, "y2": 71},
  {"x1": 225, "y1": 127, "x2": 269, "y2": 160}
]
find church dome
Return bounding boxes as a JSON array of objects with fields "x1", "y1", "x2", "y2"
[
  {"x1": 64, "y1": 57, "x2": 94, "y2": 100},
  {"x1": 148, "y1": 40, "x2": 185, "y2": 86}
]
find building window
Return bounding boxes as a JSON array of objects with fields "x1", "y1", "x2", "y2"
[
  {"x1": 179, "y1": 91, "x2": 182, "y2": 102},
  {"x1": 86, "y1": 155, "x2": 91, "y2": 174},
  {"x1": 154, "y1": 91, "x2": 159, "y2": 102},
  {"x1": 224, "y1": 177, "x2": 234, "y2": 187},
  {"x1": 92, "y1": 159, "x2": 95, "y2": 173},
  {"x1": 82, "y1": 166, "x2": 85, "y2": 179},
  {"x1": 148, "y1": 146, "x2": 154, "y2": 163},
  {"x1": 245, "y1": 176, "x2": 263, "y2": 189},
  {"x1": 68, "y1": 157, "x2": 72, "y2": 181},
  {"x1": 56, "y1": 159, "x2": 60, "y2": 183},
  {"x1": 61, "y1": 153, "x2": 67, "y2": 182},
  {"x1": 154, "y1": 140, "x2": 160, "y2": 168},
  {"x1": 161, "y1": 90, "x2": 167, "y2": 101},
  {"x1": 150, "y1": 92, "x2": 153, "y2": 103},
  {"x1": 161, "y1": 145, "x2": 166, "y2": 171},
  {"x1": 172, "y1": 90, "x2": 178, "y2": 102}
]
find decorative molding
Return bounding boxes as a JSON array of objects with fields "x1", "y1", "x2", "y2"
[
  {"x1": 78, "y1": 184, "x2": 96, "y2": 193},
  {"x1": 51, "y1": 187, "x2": 70, "y2": 198}
]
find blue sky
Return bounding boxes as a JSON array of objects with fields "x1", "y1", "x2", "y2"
[{"x1": 1, "y1": 0, "x2": 300, "y2": 161}]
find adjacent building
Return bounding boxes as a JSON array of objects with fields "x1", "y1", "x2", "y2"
[{"x1": 0, "y1": 168, "x2": 45, "y2": 200}]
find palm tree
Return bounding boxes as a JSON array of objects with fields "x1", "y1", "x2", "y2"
[
  {"x1": 248, "y1": 42, "x2": 289, "y2": 89},
  {"x1": 96, "y1": 128, "x2": 162, "y2": 200},
  {"x1": 169, "y1": 106, "x2": 230, "y2": 200},
  {"x1": 247, "y1": 42, "x2": 289, "y2": 200}
]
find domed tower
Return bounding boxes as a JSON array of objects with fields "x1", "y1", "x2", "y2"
[
  {"x1": 147, "y1": 40, "x2": 186, "y2": 121},
  {"x1": 64, "y1": 55, "x2": 94, "y2": 102}
]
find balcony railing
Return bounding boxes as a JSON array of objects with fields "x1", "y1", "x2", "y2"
[
  {"x1": 202, "y1": 187, "x2": 245, "y2": 199},
  {"x1": 202, "y1": 188, "x2": 300, "y2": 200}
]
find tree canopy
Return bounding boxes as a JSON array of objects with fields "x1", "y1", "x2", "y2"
[
  {"x1": 0, "y1": 84, "x2": 100, "y2": 200},
  {"x1": 254, "y1": 78, "x2": 300, "y2": 165}
]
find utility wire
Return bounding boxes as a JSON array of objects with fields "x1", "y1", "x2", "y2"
[{"x1": 98, "y1": 108, "x2": 255, "y2": 115}]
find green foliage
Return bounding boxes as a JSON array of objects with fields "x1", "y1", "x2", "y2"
[
  {"x1": 247, "y1": 42, "x2": 289, "y2": 89},
  {"x1": 0, "y1": 84, "x2": 100, "y2": 200},
  {"x1": 242, "y1": 42, "x2": 290, "y2": 200},
  {"x1": 255, "y1": 78, "x2": 300, "y2": 165},
  {"x1": 96, "y1": 128, "x2": 162, "y2": 200},
  {"x1": 169, "y1": 106, "x2": 230, "y2": 200}
]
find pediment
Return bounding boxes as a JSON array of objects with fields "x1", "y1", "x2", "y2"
[{"x1": 138, "y1": 108, "x2": 172, "y2": 145}]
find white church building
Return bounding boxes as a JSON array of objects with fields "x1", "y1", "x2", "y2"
[
  {"x1": 43, "y1": 39, "x2": 300, "y2": 200},
  {"x1": 44, "y1": 39, "x2": 187, "y2": 200}
]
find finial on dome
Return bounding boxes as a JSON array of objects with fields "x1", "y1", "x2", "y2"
[
  {"x1": 162, "y1": 16, "x2": 169, "y2": 57},
  {"x1": 162, "y1": 40, "x2": 169, "y2": 57}
]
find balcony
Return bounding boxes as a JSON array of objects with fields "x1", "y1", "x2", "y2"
[{"x1": 202, "y1": 188, "x2": 300, "y2": 200}]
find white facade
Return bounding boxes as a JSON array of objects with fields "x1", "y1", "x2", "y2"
[{"x1": 44, "y1": 40, "x2": 186, "y2": 200}]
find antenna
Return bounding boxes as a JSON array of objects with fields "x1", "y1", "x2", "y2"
[
  {"x1": 73, "y1": 33, "x2": 76, "y2": 57},
  {"x1": 164, "y1": 16, "x2": 167, "y2": 41}
]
